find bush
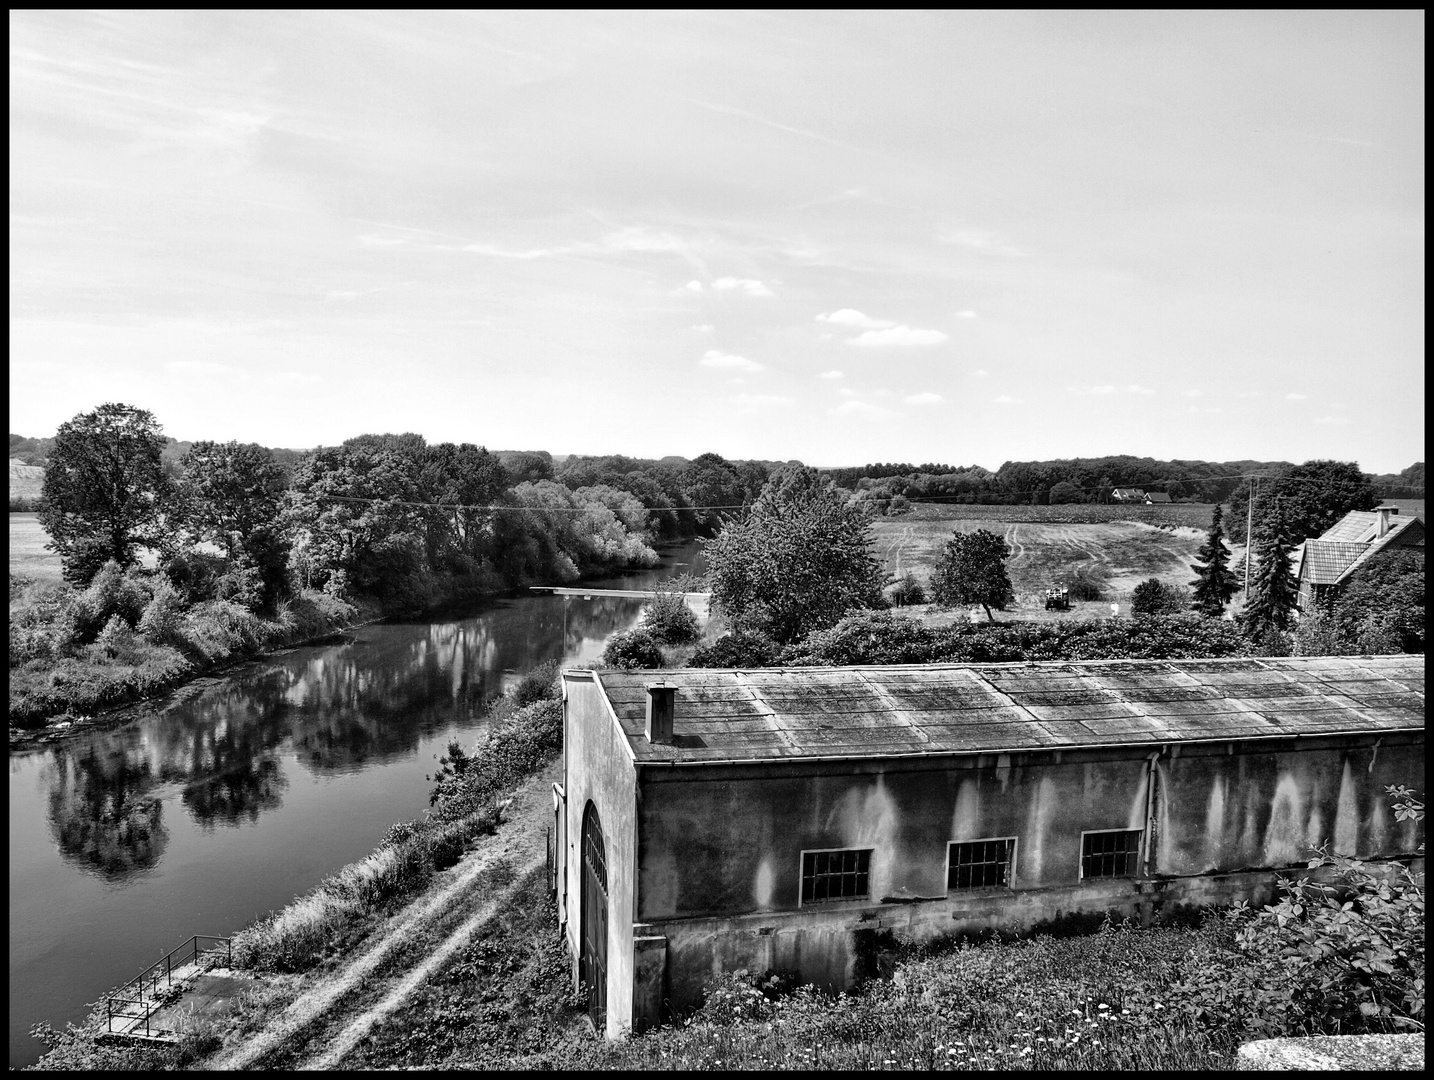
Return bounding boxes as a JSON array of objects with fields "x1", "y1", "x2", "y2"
[
  {"x1": 1132, "y1": 578, "x2": 1188, "y2": 616},
  {"x1": 639, "y1": 591, "x2": 701, "y2": 645},
  {"x1": 71, "y1": 561, "x2": 152, "y2": 643},
  {"x1": 137, "y1": 579, "x2": 187, "y2": 647},
  {"x1": 887, "y1": 572, "x2": 926, "y2": 607},
  {"x1": 1060, "y1": 569, "x2": 1105, "y2": 602},
  {"x1": 512, "y1": 660, "x2": 561, "y2": 707},
  {"x1": 602, "y1": 628, "x2": 665, "y2": 669},
  {"x1": 689, "y1": 629, "x2": 782, "y2": 669},
  {"x1": 162, "y1": 548, "x2": 231, "y2": 604}
]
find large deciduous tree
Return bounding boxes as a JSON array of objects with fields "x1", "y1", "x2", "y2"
[
  {"x1": 928, "y1": 528, "x2": 1013, "y2": 622},
  {"x1": 39, "y1": 403, "x2": 173, "y2": 585},
  {"x1": 704, "y1": 466, "x2": 884, "y2": 644},
  {"x1": 1189, "y1": 503, "x2": 1239, "y2": 617},
  {"x1": 1228, "y1": 460, "x2": 1376, "y2": 544},
  {"x1": 178, "y1": 441, "x2": 292, "y2": 610}
]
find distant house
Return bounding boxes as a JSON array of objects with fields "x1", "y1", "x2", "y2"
[
  {"x1": 554, "y1": 656, "x2": 1425, "y2": 1037},
  {"x1": 1143, "y1": 492, "x2": 1172, "y2": 504},
  {"x1": 1111, "y1": 488, "x2": 1146, "y2": 502},
  {"x1": 1291, "y1": 506, "x2": 1425, "y2": 612}
]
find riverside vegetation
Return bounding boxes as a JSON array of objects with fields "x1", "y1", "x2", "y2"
[{"x1": 29, "y1": 666, "x2": 1423, "y2": 1072}]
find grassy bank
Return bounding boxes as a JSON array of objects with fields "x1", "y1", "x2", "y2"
[{"x1": 8, "y1": 571, "x2": 367, "y2": 736}]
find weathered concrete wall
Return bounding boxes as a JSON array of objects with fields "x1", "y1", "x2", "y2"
[
  {"x1": 561, "y1": 672, "x2": 639, "y2": 1038},
  {"x1": 1157, "y1": 740, "x2": 1424, "y2": 874},
  {"x1": 634, "y1": 735, "x2": 1421, "y2": 924},
  {"x1": 650, "y1": 859, "x2": 1423, "y2": 1017}
]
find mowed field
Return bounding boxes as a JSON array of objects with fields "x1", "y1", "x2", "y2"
[
  {"x1": 10, "y1": 513, "x2": 64, "y2": 582},
  {"x1": 871, "y1": 506, "x2": 1247, "y2": 624}
]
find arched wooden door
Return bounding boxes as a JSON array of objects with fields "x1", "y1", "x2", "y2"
[{"x1": 580, "y1": 802, "x2": 608, "y2": 1029}]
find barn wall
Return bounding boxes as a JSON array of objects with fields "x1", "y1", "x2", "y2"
[
  {"x1": 561, "y1": 673, "x2": 639, "y2": 1038},
  {"x1": 633, "y1": 734, "x2": 1422, "y2": 1013}
]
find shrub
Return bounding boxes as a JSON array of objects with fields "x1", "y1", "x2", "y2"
[
  {"x1": 602, "y1": 628, "x2": 665, "y2": 669},
  {"x1": 512, "y1": 660, "x2": 561, "y2": 707},
  {"x1": 688, "y1": 629, "x2": 782, "y2": 669},
  {"x1": 71, "y1": 561, "x2": 152, "y2": 643},
  {"x1": 1132, "y1": 578, "x2": 1189, "y2": 616},
  {"x1": 137, "y1": 579, "x2": 187, "y2": 647},
  {"x1": 1060, "y1": 569, "x2": 1105, "y2": 602},
  {"x1": 639, "y1": 590, "x2": 701, "y2": 645},
  {"x1": 162, "y1": 548, "x2": 231, "y2": 604},
  {"x1": 887, "y1": 572, "x2": 926, "y2": 607}
]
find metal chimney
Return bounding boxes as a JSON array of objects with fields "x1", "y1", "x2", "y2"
[
  {"x1": 1375, "y1": 505, "x2": 1399, "y2": 539},
  {"x1": 646, "y1": 684, "x2": 677, "y2": 744}
]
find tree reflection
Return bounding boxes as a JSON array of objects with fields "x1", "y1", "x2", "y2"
[{"x1": 46, "y1": 743, "x2": 168, "y2": 880}]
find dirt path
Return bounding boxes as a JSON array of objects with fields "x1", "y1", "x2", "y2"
[{"x1": 203, "y1": 757, "x2": 562, "y2": 1071}]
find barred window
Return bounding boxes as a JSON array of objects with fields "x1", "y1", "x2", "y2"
[
  {"x1": 948, "y1": 838, "x2": 1016, "y2": 890},
  {"x1": 1081, "y1": 830, "x2": 1142, "y2": 879},
  {"x1": 801, "y1": 848, "x2": 871, "y2": 904}
]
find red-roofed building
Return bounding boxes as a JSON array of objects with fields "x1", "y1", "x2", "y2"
[{"x1": 1291, "y1": 506, "x2": 1425, "y2": 611}]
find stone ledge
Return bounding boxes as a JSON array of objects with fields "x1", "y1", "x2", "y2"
[{"x1": 1236, "y1": 1034, "x2": 1423, "y2": 1071}]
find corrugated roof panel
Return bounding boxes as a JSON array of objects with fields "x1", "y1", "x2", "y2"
[{"x1": 583, "y1": 656, "x2": 1423, "y2": 763}]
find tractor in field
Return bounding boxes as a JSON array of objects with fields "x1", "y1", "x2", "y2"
[{"x1": 1043, "y1": 585, "x2": 1071, "y2": 611}]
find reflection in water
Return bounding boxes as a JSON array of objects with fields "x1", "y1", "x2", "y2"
[
  {"x1": 14, "y1": 543, "x2": 702, "y2": 1067},
  {"x1": 44, "y1": 745, "x2": 168, "y2": 880},
  {"x1": 35, "y1": 545, "x2": 703, "y2": 878}
]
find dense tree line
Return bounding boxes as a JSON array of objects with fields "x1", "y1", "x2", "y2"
[{"x1": 31, "y1": 406, "x2": 790, "y2": 620}]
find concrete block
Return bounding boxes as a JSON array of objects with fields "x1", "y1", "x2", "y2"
[{"x1": 1235, "y1": 1035, "x2": 1424, "y2": 1071}]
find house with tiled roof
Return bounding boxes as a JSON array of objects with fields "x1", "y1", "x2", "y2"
[
  {"x1": 1143, "y1": 491, "x2": 1172, "y2": 504},
  {"x1": 1111, "y1": 487, "x2": 1145, "y2": 502},
  {"x1": 554, "y1": 655, "x2": 1424, "y2": 1036},
  {"x1": 1291, "y1": 506, "x2": 1425, "y2": 611}
]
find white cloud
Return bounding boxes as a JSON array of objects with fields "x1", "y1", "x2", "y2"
[
  {"x1": 684, "y1": 280, "x2": 704, "y2": 293},
  {"x1": 712, "y1": 277, "x2": 773, "y2": 297},
  {"x1": 1181, "y1": 389, "x2": 1204, "y2": 397},
  {"x1": 819, "y1": 370, "x2": 844, "y2": 379},
  {"x1": 848, "y1": 326, "x2": 949, "y2": 347},
  {"x1": 271, "y1": 371, "x2": 321, "y2": 386},
  {"x1": 690, "y1": 324, "x2": 714, "y2": 334},
  {"x1": 165, "y1": 359, "x2": 234, "y2": 374},
  {"x1": 729, "y1": 393, "x2": 793, "y2": 409},
  {"x1": 938, "y1": 228, "x2": 1026, "y2": 257},
  {"x1": 699, "y1": 349, "x2": 763, "y2": 372},
  {"x1": 1315, "y1": 415, "x2": 1352, "y2": 425},
  {"x1": 1286, "y1": 392, "x2": 1308, "y2": 400},
  {"x1": 1068, "y1": 385, "x2": 1119, "y2": 396},
  {"x1": 829, "y1": 400, "x2": 891, "y2": 419},
  {"x1": 993, "y1": 395, "x2": 1021, "y2": 404},
  {"x1": 1127, "y1": 384, "x2": 1155, "y2": 395},
  {"x1": 955, "y1": 310, "x2": 978, "y2": 319},
  {"x1": 1188, "y1": 405, "x2": 1224, "y2": 415},
  {"x1": 904, "y1": 392, "x2": 944, "y2": 405},
  {"x1": 838, "y1": 386, "x2": 859, "y2": 397},
  {"x1": 973, "y1": 368, "x2": 989, "y2": 377},
  {"x1": 1238, "y1": 391, "x2": 1264, "y2": 399},
  {"x1": 816, "y1": 309, "x2": 896, "y2": 329}
]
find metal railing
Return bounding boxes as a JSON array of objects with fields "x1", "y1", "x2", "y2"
[{"x1": 105, "y1": 935, "x2": 231, "y2": 1038}]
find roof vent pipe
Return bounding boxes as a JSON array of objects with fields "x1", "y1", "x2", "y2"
[
  {"x1": 646, "y1": 684, "x2": 677, "y2": 744},
  {"x1": 1375, "y1": 506, "x2": 1398, "y2": 539}
]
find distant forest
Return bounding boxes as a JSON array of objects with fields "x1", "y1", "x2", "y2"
[{"x1": 10, "y1": 434, "x2": 1422, "y2": 506}]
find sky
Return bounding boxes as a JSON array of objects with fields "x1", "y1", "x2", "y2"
[{"x1": 9, "y1": 11, "x2": 1425, "y2": 473}]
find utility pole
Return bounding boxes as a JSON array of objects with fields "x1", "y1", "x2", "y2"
[{"x1": 1244, "y1": 476, "x2": 1255, "y2": 601}]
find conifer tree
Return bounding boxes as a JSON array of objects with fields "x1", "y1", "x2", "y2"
[
  {"x1": 1189, "y1": 503, "x2": 1239, "y2": 616},
  {"x1": 1241, "y1": 526, "x2": 1300, "y2": 639}
]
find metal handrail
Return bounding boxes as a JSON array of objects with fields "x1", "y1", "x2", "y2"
[{"x1": 105, "y1": 935, "x2": 231, "y2": 1036}]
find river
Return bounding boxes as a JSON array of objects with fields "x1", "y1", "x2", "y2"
[{"x1": 7, "y1": 542, "x2": 704, "y2": 1068}]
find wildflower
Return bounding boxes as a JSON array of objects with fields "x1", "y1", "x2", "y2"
[
  {"x1": 1154, "y1": 1002, "x2": 1164, "y2": 1010},
  {"x1": 1097, "y1": 1003, "x2": 1109, "y2": 1010},
  {"x1": 1120, "y1": 1008, "x2": 1130, "y2": 1015}
]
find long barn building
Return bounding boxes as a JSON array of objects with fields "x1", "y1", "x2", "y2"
[{"x1": 552, "y1": 655, "x2": 1425, "y2": 1037}]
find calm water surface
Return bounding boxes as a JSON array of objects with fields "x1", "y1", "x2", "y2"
[{"x1": 8, "y1": 544, "x2": 703, "y2": 1067}]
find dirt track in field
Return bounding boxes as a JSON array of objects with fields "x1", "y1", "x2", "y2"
[
  {"x1": 201, "y1": 757, "x2": 561, "y2": 1071},
  {"x1": 873, "y1": 518, "x2": 1223, "y2": 613}
]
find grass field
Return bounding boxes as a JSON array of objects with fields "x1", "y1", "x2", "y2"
[
  {"x1": 9, "y1": 513, "x2": 63, "y2": 582},
  {"x1": 872, "y1": 512, "x2": 1248, "y2": 623}
]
